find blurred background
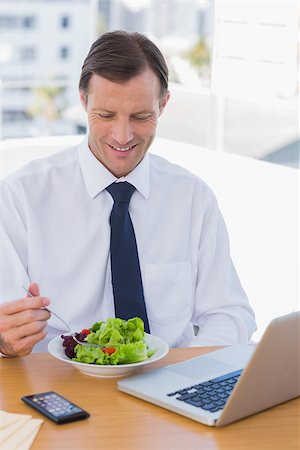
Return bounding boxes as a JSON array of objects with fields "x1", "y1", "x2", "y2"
[
  {"x1": 0, "y1": 0, "x2": 298, "y2": 168},
  {"x1": 0, "y1": 0, "x2": 299, "y2": 340}
]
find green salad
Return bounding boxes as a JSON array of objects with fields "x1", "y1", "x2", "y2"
[{"x1": 62, "y1": 317, "x2": 156, "y2": 365}]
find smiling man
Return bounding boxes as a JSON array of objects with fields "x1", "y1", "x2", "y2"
[
  {"x1": 81, "y1": 68, "x2": 168, "y2": 179},
  {"x1": 0, "y1": 31, "x2": 256, "y2": 357}
]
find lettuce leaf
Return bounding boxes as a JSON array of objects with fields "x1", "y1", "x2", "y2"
[
  {"x1": 72, "y1": 317, "x2": 156, "y2": 365},
  {"x1": 73, "y1": 341, "x2": 150, "y2": 365},
  {"x1": 87, "y1": 317, "x2": 144, "y2": 346}
]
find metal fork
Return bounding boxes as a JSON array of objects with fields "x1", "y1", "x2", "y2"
[{"x1": 22, "y1": 286, "x2": 101, "y2": 348}]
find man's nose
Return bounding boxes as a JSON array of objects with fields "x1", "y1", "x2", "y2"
[{"x1": 111, "y1": 119, "x2": 134, "y2": 145}]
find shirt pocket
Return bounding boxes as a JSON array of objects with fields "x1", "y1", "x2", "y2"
[{"x1": 144, "y1": 262, "x2": 193, "y2": 325}]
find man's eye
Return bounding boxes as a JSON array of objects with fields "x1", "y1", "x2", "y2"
[
  {"x1": 134, "y1": 115, "x2": 151, "y2": 121},
  {"x1": 98, "y1": 114, "x2": 113, "y2": 119}
]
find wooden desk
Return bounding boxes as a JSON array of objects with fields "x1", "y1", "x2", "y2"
[{"x1": 1, "y1": 347, "x2": 299, "y2": 450}]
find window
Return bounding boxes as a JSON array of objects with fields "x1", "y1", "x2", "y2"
[
  {"x1": 19, "y1": 47, "x2": 36, "y2": 62},
  {"x1": 22, "y1": 16, "x2": 36, "y2": 29},
  {"x1": 3, "y1": 110, "x2": 31, "y2": 124},
  {"x1": 61, "y1": 16, "x2": 70, "y2": 28},
  {"x1": 0, "y1": 15, "x2": 18, "y2": 29},
  {"x1": 0, "y1": 15, "x2": 36, "y2": 29},
  {"x1": 60, "y1": 46, "x2": 69, "y2": 60}
]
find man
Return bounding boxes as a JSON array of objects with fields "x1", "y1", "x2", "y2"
[{"x1": 0, "y1": 31, "x2": 256, "y2": 357}]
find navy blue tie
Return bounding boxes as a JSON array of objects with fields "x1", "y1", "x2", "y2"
[{"x1": 106, "y1": 182, "x2": 150, "y2": 333}]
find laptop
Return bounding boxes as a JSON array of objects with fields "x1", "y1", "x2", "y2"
[{"x1": 118, "y1": 312, "x2": 300, "y2": 427}]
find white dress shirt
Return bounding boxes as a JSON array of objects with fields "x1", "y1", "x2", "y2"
[{"x1": 0, "y1": 138, "x2": 256, "y2": 352}]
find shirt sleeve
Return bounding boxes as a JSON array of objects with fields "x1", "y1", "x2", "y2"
[
  {"x1": 0, "y1": 179, "x2": 30, "y2": 302},
  {"x1": 188, "y1": 189, "x2": 256, "y2": 346}
]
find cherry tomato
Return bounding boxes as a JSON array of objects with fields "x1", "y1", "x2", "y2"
[
  {"x1": 81, "y1": 329, "x2": 91, "y2": 336},
  {"x1": 102, "y1": 347, "x2": 116, "y2": 355}
]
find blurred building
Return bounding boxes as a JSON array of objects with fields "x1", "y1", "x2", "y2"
[
  {"x1": 0, "y1": 0, "x2": 297, "y2": 169},
  {"x1": 0, "y1": 0, "x2": 92, "y2": 138},
  {"x1": 107, "y1": 0, "x2": 211, "y2": 43}
]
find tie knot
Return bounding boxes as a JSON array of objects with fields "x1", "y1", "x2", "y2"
[{"x1": 106, "y1": 181, "x2": 136, "y2": 203}]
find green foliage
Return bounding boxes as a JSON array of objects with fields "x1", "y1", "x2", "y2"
[
  {"x1": 184, "y1": 37, "x2": 210, "y2": 71},
  {"x1": 29, "y1": 84, "x2": 65, "y2": 121},
  {"x1": 97, "y1": 14, "x2": 107, "y2": 34}
]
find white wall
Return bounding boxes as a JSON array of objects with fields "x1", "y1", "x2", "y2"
[{"x1": 0, "y1": 135, "x2": 299, "y2": 341}]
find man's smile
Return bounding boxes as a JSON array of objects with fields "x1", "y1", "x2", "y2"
[{"x1": 108, "y1": 143, "x2": 137, "y2": 153}]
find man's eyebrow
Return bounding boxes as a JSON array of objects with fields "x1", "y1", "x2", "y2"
[
  {"x1": 91, "y1": 107, "x2": 114, "y2": 113},
  {"x1": 91, "y1": 108, "x2": 154, "y2": 115},
  {"x1": 132, "y1": 110, "x2": 154, "y2": 115}
]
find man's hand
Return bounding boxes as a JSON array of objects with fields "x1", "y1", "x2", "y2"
[{"x1": 0, "y1": 282, "x2": 51, "y2": 357}]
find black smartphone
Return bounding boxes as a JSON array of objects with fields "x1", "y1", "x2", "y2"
[{"x1": 21, "y1": 391, "x2": 90, "y2": 424}]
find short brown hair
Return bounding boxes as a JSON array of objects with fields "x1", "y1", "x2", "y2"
[{"x1": 79, "y1": 30, "x2": 169, "y2": 99}]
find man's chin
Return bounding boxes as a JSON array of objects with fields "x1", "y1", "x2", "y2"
[{"x1": 108, "y1": 156, "x2": 146, "y2": 178}]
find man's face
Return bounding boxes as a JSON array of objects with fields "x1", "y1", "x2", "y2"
[{"x1": 80, "y1": 69, "x2": 169, "y2": 178}]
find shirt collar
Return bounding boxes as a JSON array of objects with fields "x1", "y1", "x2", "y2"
[{"x1": 78, "y1": 136, "x2": 150, "y2": 199}]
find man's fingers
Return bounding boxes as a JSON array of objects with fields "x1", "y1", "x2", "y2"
[
  {"x1": 0, "y1": 285, "x2": 50, "y2": 357},
  {"x1": 17, "y1": 329, "x2": 48, "y2": 356},
  {"x1": 0, "y1": 296, "x2": 50, "y2": 315},
  {"x1": 21, "y1": 309, "x2": 50, "y2": 325},
  {"x1": 9, "y1": 319, "x2": 48, "y2": 341},
  {"x1": 27, "y1": 282, "x2": 40, "y2": 297},
  {"x1": 0, "y1": 306, "x2": 50, "y2": 334},
  {"x1": 18, "y1": 328, "x2": 48, "y2": 356},
  {"x1": 0, "y1": 326, "x2": 48, "y2": 357}
]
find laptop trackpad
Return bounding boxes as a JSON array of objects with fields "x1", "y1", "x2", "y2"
[{"x1": 167, "y1": 356, "x2": 235, "y2": 381}]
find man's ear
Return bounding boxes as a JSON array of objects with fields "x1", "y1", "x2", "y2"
[
  {"x1": 159, "y1": 91, "x2": 170, "y2": 116},
  {"x1": 79, "y1": 90, "x2": 88, "y2": 112}
]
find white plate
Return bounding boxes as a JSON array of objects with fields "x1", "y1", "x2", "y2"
[{"x1": 48, "y1": 333, "x2": 169, "y2": 378}]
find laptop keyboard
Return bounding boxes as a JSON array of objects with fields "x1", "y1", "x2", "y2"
[{"x1": 167, "y1": 369, "x2": 243, "y2": 413}]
